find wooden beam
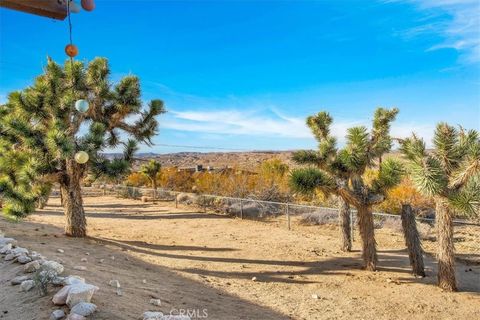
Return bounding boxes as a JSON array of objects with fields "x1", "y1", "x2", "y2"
[{"x1": 0, "y1": 0, "x2": 67, "y2": 20}]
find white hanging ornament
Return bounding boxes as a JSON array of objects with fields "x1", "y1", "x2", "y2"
[
  {"x1": 75, "y1": 151, "x2": 89, "y2": 164},
  {"x1": 75, "y1": 99, "x2": 89, "y2": 113}
]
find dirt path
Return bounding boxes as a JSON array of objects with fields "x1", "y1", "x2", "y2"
[{"x1": 1, "y1": 195, "x2": 479, "y2": 320}]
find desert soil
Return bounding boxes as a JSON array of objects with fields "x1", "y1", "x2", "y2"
[{"x1": 1, "y1": 195, "x2": 479, "y2": 320}]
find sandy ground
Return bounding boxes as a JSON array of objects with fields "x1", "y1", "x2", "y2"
[{"x1": 1, "y1": 195, "x2": 479, "y2": 320}]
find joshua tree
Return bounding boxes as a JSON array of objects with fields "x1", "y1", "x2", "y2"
[
  {"x1": 141, "y1": 160, "x2": 162, "y2": 199},
  {"x1": 0, "y1": 57, "x2": 165, "y2": 237},
  {"x1": 400, "y1": 124, "x2": 479, "y2": 291},
  {"x1": 291, "y1": 108, "x2": 403, "y2": 270},
  {"x1": 400, "y1": 204, "x2": 425, "y2": 277}
]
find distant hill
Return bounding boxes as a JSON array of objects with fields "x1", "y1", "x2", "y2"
[
  {"x1": 131, "y1": 151, "x2": 296, "y2": 170},
  {"x1": 103, "y1": 149, "x2": 404, "y2": 171}
]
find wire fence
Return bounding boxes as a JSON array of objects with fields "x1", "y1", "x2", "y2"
[{"x1": 73, "y1": 185, "x2": 480, "y2": 234}]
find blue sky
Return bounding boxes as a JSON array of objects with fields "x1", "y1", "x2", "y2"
[{"x1": 1, "y1": 0, "x2": 479, "y2": 153}]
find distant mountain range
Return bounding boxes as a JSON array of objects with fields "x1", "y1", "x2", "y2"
[
  {"x1": 103, "y1": 149, "x2": 404, "y2": 170},
  {"x1": 103, "y1": 150, "x2": 296, "y2": 169}
]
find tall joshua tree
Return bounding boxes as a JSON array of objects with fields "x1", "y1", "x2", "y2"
[
  {"x1": 141, "y1": 160, "x2": 162, "y2": 199},
  {"x1": 400, "y1": 124, "x2": 479, "y2": 291},
  {"x1": 0, "y1": 57, "x2": 165, "y2": 237},
  {"x1": 291, "y1": 108, "x2": 403, "y2": 270}
]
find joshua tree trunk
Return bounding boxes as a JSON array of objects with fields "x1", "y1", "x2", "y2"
[
  {"x1": 339, "y1": 199, "x2": 352, "y2": 252},
  {"x1": 61, "y1": 160, "x2": 87, "y2": 237},
  {"x1": 436, "y1": 198, "x2": 457, "y2": 291},
  {"x1": 401, "y1": 204, "x2": 425, "y2": 277},
  {"x1": 152, "y1": 179, "x2": 157, "y2": 200},
  {"x1": 357, "y1": 205, "x2": 377, "y2": 271},
  {"x1": 37, "y1": 198, "x2": 46, "y2": 209},
  {"x1": 59, "y1": 186, "x2": 65, "y2": 206}
]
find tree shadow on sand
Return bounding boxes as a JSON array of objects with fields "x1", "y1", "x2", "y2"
[
  {"x1": 91, "y1": 237, "x2": 480, "y2": 293},
  {"x1": 38, "y1": 209, "x2": 228, "y2": 220},
  {"x1": 0, "y1": 219, "x2": 292, "y2": 320}
]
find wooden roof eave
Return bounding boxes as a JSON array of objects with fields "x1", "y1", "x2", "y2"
[{"x1": 0, "y1": 0, "x2": 67, "y2": 20}]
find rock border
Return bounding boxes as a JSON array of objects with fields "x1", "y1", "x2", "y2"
[{"x1": 0, "y1": 234, "x2": 98, "y2": 320}]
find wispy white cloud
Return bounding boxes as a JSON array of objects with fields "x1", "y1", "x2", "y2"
[
  {"x1": 149, "y1": 82, "x2": 437, "y2": 147},
  {"x1": 387, "y1": 0, "x2": 480, "y2": 63},
  {"x1": 164, "y1": 109, "x2": 312, "y2": 139},
  {"x1": 162, "y1": 107, "x2": 435, "y2": 146}
]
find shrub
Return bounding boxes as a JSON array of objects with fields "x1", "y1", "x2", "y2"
[
  {"x1": 376, "y1": 177, "x2": 434, "y2": 214},
  {"x1": 33, "y1": 265, "x2": 58, "y2": 296},
  {"x1": 117, "y1": 186, "x2": 142, "y2": 199},
  {"x1": 299, "y1": 209, "x2": 338, "y2": 225},
  {"x1": 380, "y1": 217, "x2": 403, "y2": 233}
]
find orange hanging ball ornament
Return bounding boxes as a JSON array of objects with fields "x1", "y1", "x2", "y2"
[
  {"x1": 65, "y1": 44, "x2": 78, "y2": 57},
  {"x1": 81, "y1": 0, "x2": 95, "y2": 11}
]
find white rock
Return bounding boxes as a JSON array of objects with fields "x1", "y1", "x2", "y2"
[
  {"x1": 0, "y1": 243, "x2": 12, "y2": 254},
  {"x1": 52, "y1": 285, "x2": 72, "y2": 305},
  {"x1": 73, "y1": 266, "x2": 87, "y2": 271},
  {"x1": 57, "y1": 249, "x2": 65, "y2": 253},
  {"x1": 251, "y1": 277, "x2": 257, "y2": 281},
  {"x1": 43, "y1": 261, "x2": 64, "y2": 274},
  {"x1": 11, "y1": 275, "x2": 30, "y2": 285},
  {"x1": 4, "y1": 253, "x2": 15, "y2": 261},
  {"x1": 50, "y1": 309, "x2": 66, "y2": 320},
  {"x1": 142, "y1": 279, "x2": 147, "y2": 284},
  {"x1": 85, "y1": 252, "x2": 90, "y2": 256},
  {"x1": 66, "y1": 283, "x2": 99, "y2": 308},
  {"x1": 80, "y1": 258, "x2": 87, "y2": 262},
  {"x1": 149, "y1": 299, "x2": 161, "y2": 306},
  {"x1": 11, "y1": 247, "x2": 29, "y2": 257},
  {"x1": 312, "y1": 294, "x2": 319, "y2": 299},
  {"x1": 71, "y1": 302, "x2": 97, "y2": 316},
  {"x1": 143, "y1": 312, "x2": 164, "y2": 320},
  {"x1": 17, "y1": 254, "x2": 32, "y2": 264},
  {"x1": 99, "y1": 259, "x2": 105, "y2": 263},
  {"x1": 0, "y1": 238, "x2": 17, "y2": 247},
  {"x1": 24, "y1": 260, "x2": 41, "y2": 273},
  {"x1": 20, "y1": 280, "x2": 35, "y2": 292},
  {"x1": 109, "y1": 279, "x2": 121, "y2": 288},
  {"x1": 64, "y1": 275, "x2": 85, "y2": 286},
  {"x1": 30, "y1": 252, "x2": 43, "y2": 261},
  {"x1": 110, "y1": 255, "x2": 115, "y2": 260},
  {"x1": 51, "y1": 277, "x2": 66, "y2": 286}
]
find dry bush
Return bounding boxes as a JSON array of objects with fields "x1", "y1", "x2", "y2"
[
  {"x1": 376, "y1": 177, "x2": 434, "y2": 214},
  {"x1": 380, "y1": 217, "x2": 403, "y2": 233},
  {"x1": 176, "y1": 192, "x2": 200, "y2": 205},
  {"x1": 125, "y1": 172, "x2": 149, "y2": 187},
  {"x1": 300, "y1": 210, "x2": 338, "y2": 225},
  {"x1": 417, "y1": 222, "x2": 434, "y2": 240},
  {"x1": 159, "y1": 167, "x2": 194, "y2": 192}
]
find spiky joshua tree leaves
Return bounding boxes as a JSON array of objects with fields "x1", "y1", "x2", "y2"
[
  {"x1": 141, "y1": 160, "x2": 162, "y2": 199},
  {"x1": 0, "y1": 57, "x2": 165, "y2": 237},
  {"x1": 291, "y1": 108, "x2": 403, "y2": 270},
  {"x1": 400, "y1": 124, "x2": 479, "y2": 291}
]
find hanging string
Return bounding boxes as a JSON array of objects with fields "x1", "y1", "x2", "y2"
[
  {"x1": 67, "y1": 1, "x2": 73, "y2": 46},
  {"x1": 67, "y1": 0, "x2": 74, "y2": 67},
  {"x1": 66, "y1": 0, "x2": 75, "y2": 95}
]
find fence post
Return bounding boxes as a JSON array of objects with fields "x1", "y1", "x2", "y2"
[
  {"x1": 240, "y1": 199, "x2": 243, "y2": 219},
  {"x1": 203, "y1": 195, "x2": 207, "y2": 213},
  {"x1": 350, "y1": 211, "x2": 354, "y2": 242},
  {"x1": 286, "y1": 204, "x2": 291, "y2": 230},
  {"x1": 175, "y1": 193, "x2": 178, "y2": 208}
]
